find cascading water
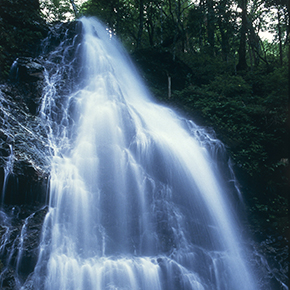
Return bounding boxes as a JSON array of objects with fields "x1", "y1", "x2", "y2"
[
  {"x1": 1, "y1": 143, "x2": 14, "y2": 204},
  {"x1": 30, "y1": 17, "x2": 258, "y2": 289}
]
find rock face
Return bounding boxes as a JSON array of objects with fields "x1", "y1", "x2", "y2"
[
  {"x1": 10, "y1": 57, "x2": 44, "y2": 83},
  {"x1": 0, "y1": 55, "x2": 49, "y2": 288},
  {"x1": 0, "y1": 1, "x2": 50, "y2": 287},
  {"x1": 0, "y1": 69, "x2": 50, "y2": 203},
  {"x1": 0, "y1": 20, "x2": 83, "y2": 289},
  {"x1": 0, "y1": 205, "x2": 48, "y2": 290},
  {"x1": 0, "y1": 15, "x2": 86, "y2": 287},
  {"x1": 0, "y1": 0, "x2": 48, "y2": 79}
]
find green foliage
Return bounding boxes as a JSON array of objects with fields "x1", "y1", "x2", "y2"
[
  {"x1": 151, "y1": 49, "x2": 288, "y2": 234},
  {"x1": 80, "y1": 0, "x2": 118, "y2": 24},
  {"x1": 80, "y1": 0, "x2": 196, "y2": 50},
  {"x1": 177, "y1": 53, "x2": 237, "y2": 85},
  {"x1": 78, "y1": 0, "x2": 289, "y2": 74},
  {"x1": 40, "y1": 0, "x2": 81, "y2": 22},
  {"x1": 175, "y1": 89, "x2": 266, "y2": 175},
  {"x1": 80, "y1": 0, "x2": 139, "y2": 48},
  {"x1": 171, "y1": 65, "x2": 288, "y2": 175},
  {"x1": 206, "y1": 74, "x2": 252, "y2": 99}
]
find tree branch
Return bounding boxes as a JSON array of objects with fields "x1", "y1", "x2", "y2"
[{"x1": 69, "y1": 0, "x2": 78, "y2": 17}]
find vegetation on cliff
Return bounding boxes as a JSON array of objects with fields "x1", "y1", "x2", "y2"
[{"x1": 132, "y1": 49, "x2": 289, "y2": 238}]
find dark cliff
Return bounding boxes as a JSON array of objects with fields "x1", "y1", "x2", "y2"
[{"x1": 0, "y1": 0, "x2": 48, "y2": 79}]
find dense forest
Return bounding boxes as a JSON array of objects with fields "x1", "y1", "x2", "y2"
[{"x1": 0, "y1": 0, "x2": 289, "y2": 288}]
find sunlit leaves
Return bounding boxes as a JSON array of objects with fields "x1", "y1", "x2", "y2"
[{"x1": 40, "y1": 0, "x2": 82, "y2": 22}]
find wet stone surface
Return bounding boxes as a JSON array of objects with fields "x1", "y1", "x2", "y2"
[{"x1": 0, "y1": 205, "x2": 48, "y2": 289}]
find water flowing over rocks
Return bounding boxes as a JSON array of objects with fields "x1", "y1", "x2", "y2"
[
  {"x1": 0, "y1": 78, "x2": 50, "y2": 183},
  {"x1": 0, "y1": 205, "x2": 48, "y2": 289},
  {"x1": 0, "y1": 55, "x2": 49, "y2": 288},
  {"x1": 251, "y1": 235, "x2": 289, "y2": 289},
  {"x1": 0, "y1": 18, "x2": 288, "y2": 289},
  {"x1": 0, "y1": 20, "x2": 86, "y2": 288}
]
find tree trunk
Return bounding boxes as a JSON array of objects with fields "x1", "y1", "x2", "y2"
[
  {"x1": 217, "y1": 0, "x2": 230, "y2": 61},
  {"x1": 206, "y1": 0, "x2": 215, "y2": 55},
  {"x1": 146, "y1": 3, "x2": 155, "y2": 46},
  {"x1": 277, "y1": 10, "x2": 283, "y2": 66},
  {"x1": 237, "y1": 0, "x2": 248, "y2": 71},
  {"x1": 147, "y1": 20, "x2": 154, "y2": 46},
  {"x1": 167, "y1": 72, "x2": 172, "y2": 99},
  {"x1": 116, "y1": 0, "x2": 120, "y2": 36},
  {"x1": 69, "y1": 0, "x2": 78, "y2": 17},
  {"x1": 137, "y1": 0, "x2": 144, "y2": 49},
  {"x1": 199, "y1": 0, "x2": 205, "y2": 50},
  {"x1": 219, "y1": 21, "x2": 229, "y2": 61}
]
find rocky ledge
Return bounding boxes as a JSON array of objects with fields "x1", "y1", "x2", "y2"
[
  {"x1": 0, "y1": 56, "x2": 50, "y2": 289},
  {"x1": 0, "y1": 59, "x2": 50, "y2": 205}
]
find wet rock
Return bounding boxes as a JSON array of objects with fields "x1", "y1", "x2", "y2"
[
  {"x1": 41, "y1": 21, "x2": 83, "y2": 55},
  {"x1": 10, "y1": 57, "x2": 44, "y2": 83},
  {"x1": 16, "y1": 206, "x2": 49, "y2": 277},
  {"x1": 0, "y1": 29, "x2": 51, "y2": 284},
  {"x1": 0, "y1": 268, "x2": 17, "y2": 290},
  {"x1": 0, "y1": 83, "x2": 50, "y2": 205},
  {"x1": 247, "y1": 232, "x2": 289, "y2": 290},
  {"x1": 0, "y1": 16, "x2": 79, "y2": 287},
  {"x1": 19, "y1": 274, "x2": 35, "y2": 290},
  {"x1": 8, "y1": 58, "x2": 45, "y2": 115},
  {"x1": 0, "y1": 206, "x2": 48, "y2": 288}
]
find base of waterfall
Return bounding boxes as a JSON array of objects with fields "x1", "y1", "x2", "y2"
[{"x1": 34, "y1": 251, "x2": 250, "y2": 290}]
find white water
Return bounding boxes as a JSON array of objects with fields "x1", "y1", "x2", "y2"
[
  {"x1": 1, "y1": 144, "x2": 14, "y2": 204},
  {"x1": 31, "y1": 17, "x2": 257, "y2": 289},
  {"x1": 0, "y1": 90, "x2": 14, "y2": 204}
]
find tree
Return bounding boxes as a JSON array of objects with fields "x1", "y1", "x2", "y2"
[
  {"x1": 69, "y1": 0, "x2": 79, "y2": 17},
  {"x1": 206, "y1": 0, "x2": 215, "y2": 55},
  {"x1": 136, "y1": 0, "x2": 144, "y2": 48},
  {"x1": 40, "y1": 0, "x2": 76, "y2": 22},
  {"x1": 237, "y1": 0, "x2": 248, "y2": 70},
  {"x1": 216, "y1": 0, "x2": 235, "y2": 61}
]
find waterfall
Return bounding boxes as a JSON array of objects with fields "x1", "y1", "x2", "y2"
[
  {"x1": 1, "y1": 144, "x2": 14, "y2": 204},
  {"x1": 31, "y1": 17, "x2": 257, "y2": 290}
]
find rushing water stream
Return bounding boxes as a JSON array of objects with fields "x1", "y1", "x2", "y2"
[{"x1": 25, "y1": 17, "x2": 260, "y2": 289}]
